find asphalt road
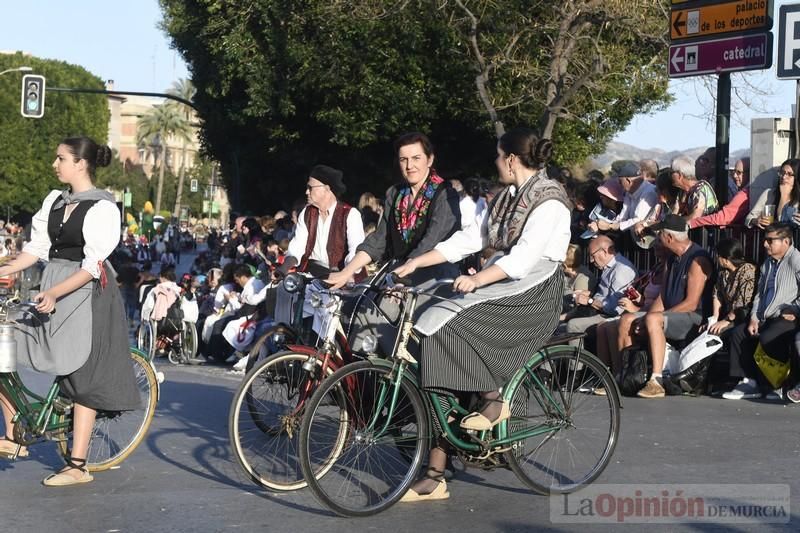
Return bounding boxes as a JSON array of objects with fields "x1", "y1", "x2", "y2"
[
  {"x1": 2, "y1": 248, "x2": 799, "y2": 532},
  {"x1": 1, "y1": 361, "x2": 799, "y2": 533}
]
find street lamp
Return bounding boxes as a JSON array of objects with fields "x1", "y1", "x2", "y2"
[{"x1": 0, "y1": 66, "x2": 32, "y2": 77}]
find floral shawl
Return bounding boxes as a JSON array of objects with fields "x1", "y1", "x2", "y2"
[{"x1": 393, "y1": 169, "x2": 444, "y2": 244}]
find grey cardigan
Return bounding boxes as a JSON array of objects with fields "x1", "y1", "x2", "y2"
[{"x1": 751, "y1": 246, "x2": 800, "y2": 321}]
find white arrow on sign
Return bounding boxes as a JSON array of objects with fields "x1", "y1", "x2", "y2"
[
  {"x1": 786, "y1": 12, "x2": 800, "y2": 71},
  {"x1": 671, "y1": 47, "x2": 685, "y2": 72}
]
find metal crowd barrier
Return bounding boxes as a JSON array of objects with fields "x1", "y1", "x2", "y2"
[{"x1": 581, "y1": 225, "x2": 780, "y2": 275}]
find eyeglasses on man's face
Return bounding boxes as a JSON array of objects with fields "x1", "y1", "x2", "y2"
[
  {"x1": 763, "y1": 236, "x2": 786, "y2": 244},
  {"x1": 589, "y1": 248, "x2": 607, "y2": 259},
  {"x1": 306, "y1": 184, "x2": 327, "y2": 191}
]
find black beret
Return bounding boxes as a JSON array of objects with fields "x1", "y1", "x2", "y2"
[{"x1": 310, "y1": 165, "x2": 346, "y2": 197}]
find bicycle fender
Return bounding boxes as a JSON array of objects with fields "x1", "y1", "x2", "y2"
[
  {"x1": 503, "y1": 344, "x2": 623, "y2": 409},
  {"x1": 284, "y1": 344, "x2": 318, "y2": 356}
]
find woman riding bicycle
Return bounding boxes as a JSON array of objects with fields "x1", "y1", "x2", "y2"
[
  {"x1": 326, "y1": 132, "x2": 461, "y2": 354},
  {"x1": 0, "y1": 136, "x2": 140, "y2": 486},
  {"x1": 326, "y1": 131, "x2": 461, "y2": 288},
  {"x1": 392, "y1": 127, "x2": 571, "y2": 501}
]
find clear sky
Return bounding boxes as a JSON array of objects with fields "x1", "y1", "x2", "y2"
[
  {"x1": 1, "y1": 0, "x2": 187, "y2": 93},
  {"x1": 1, "y1": 0, "x2": 795, "y2": 152}
]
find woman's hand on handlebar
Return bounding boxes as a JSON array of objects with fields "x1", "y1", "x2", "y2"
[
  {"x1": 453, "y1": 274, "x2": 480, "y2": 294},
  {"x1": 33, "y1": 290, "x2": 56, "y2": 314},
  {"x1": 393, "y1": 258, "x2": 419, "y2": 279},
  {"x1": 326, "y1": 270, "x2": 352, "y2": 290}
]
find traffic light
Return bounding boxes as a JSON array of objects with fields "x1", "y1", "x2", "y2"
[{"x1": 20, "y1": 74, "x2": 45, "y2": 118}]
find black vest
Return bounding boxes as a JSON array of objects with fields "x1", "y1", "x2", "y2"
[
  {"x1": 48, "y1": 200, "x2": 99, "y2": 261},
  {"x1": 387, "y1": 185, "x2": 449, "y2": 261}
]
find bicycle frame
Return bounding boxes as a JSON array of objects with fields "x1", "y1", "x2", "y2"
[
  {"x1": 0, "y1": 346, "x2": 159, "y2": 446},
  {"x1": 0, "y1": 372, "x2": 71, "y2": 443},
  {"x1": 350, "y1": 282, "x2": 619, "y2": 455}
]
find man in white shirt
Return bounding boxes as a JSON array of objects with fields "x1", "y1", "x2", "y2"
[
  {"x1": 285, "y1": 165, "x2": 365, "y2": 278},
  {"x1": 588, "y1": 161, "x2": 657, "y2": 237}
]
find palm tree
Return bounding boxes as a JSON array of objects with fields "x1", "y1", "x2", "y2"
[
  {"x1": 167, "y1": 79, "x2": 198, "y2": 219},
  {"x1": 136, "y1": 103, "x2": 192, "y2": 214}
]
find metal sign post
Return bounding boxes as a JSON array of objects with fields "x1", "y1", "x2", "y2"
[{"x1": 669, "y1": 0, "x2": 775, "y2": 205}]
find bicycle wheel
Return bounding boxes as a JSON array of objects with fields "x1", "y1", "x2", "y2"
[
  {"x1": 299, "y1": 360, "x2": 429, "y2": 517},
  {"x1": 230, "y1": 351, "x2": 341, "y2": 491},
  {"x1": 136, "y1": 319, "x2": 155, "y2": 358},
  {"x1": 57, "y1": 350, "x2": 158, "y2": 472},
  {"x1": 244, "y1": 325, "x2": 296, "y2": 375},
  {"x1": 503, "y1": 348, "x2": 620, "y2": 494}
]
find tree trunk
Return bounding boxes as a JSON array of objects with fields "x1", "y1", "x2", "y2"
[
  {"x1": 173, "y1": 141, "x2": 187, "y2": 219},
  {"x1": 155, "y1": 145, "x2": 166, "y2": 214}
]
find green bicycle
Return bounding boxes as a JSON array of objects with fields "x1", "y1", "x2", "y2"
[
  {"x1": 298, "y1": 279, "x2": 622, "y2": 517},
  {"x1": 0, "y1": 295, "x2": 160, "y2": 471}
]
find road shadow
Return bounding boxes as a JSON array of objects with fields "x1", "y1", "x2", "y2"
[{"x1": 145, "y1": 377, "x2": 327, "y2": 514}]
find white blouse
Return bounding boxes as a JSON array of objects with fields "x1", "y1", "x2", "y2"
[
  {"x1": 23, "y1": 190, "x2": 121, "y2": 279},
  {"x1": 435, "y1": 197, "x2": 571, "y2": 280}
]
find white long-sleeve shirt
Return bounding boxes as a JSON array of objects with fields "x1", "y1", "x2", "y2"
[
  {"x1": 23, "y1": 190, "x2": 121, "y2": 279},
  {"x1": 287, "y1": 203, "x2": 365, "y2": 268},
  {"x1": 436, "y1": 197, "x2": 570, "y2": 280},
  {"x1": 614, "y1": 180, "x2": 657, "y2": 231}
]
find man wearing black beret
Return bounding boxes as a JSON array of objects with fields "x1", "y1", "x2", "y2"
[{"x1": 284, "y1": 165, "x2": 365, "y2": 278}]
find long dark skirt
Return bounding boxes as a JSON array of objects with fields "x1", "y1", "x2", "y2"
[
  {"x1": 420, "y1": 268, "x2": 563, "y2": 394},
  {"x1": 58, "y1": 264, "x2": 141, "y2": 411}
]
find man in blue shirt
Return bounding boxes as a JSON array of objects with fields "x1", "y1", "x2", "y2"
[
  {"x1": 564, "y1": 235, "x2": 636, "y2": 343},
  {"x1": 724, "y1": 223, "x2": 800, "y2": 400}
]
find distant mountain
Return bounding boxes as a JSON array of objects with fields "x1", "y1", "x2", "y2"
[{"x1": 590, "y1": 141, "x2": 750, "y2": 170}]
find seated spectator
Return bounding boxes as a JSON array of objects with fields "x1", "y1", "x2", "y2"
[
  {"x1": 150, "y1": 267, "x2": 181, "y2": 323},
  {"x1": 591, "y1": 178, "x2": 623, "y2": 227},
  {"x1": 595, "y1": 243, "x2": 667, "y2": 379},
  {"x1": 703, "y1": 238, "x2": 756, "y2": 339},
  {"x1": 570, "y1": 181, "x2": 601, "y2": 241},
  {"x1": 641, "y1": 159, "x2": 658, "y2": 184},
  {"x1": 671, "y1": 155, "x2": 719, "y2": 221},
  {"x1": 689, "y1": 153, "x2": 752, "y2": 230},
  {"x1": 562, "y1": 243, "x2": 596, "y2": 303},
  {"x1": 731, "y1": 157, "x2": 750, "y2": 193},
  {"x1": 207, "y1": 264, "x2": 268, "y2": 363},
  {"x1": 634, "y1": 169, "x2": 679, "y2": 243},
  {"x1": 563, "y1": 235, "x2": 636, "y2": 344},
  {"x1": 588, "y1": 162, "x2": 657, "y2": 238},
  {"x1": 619, "y1": 214, "x2": 713, "y2": 398},
  {"x1": 745, "y1": 158, "x2": 800, "y2": 229},
  {"x1": 723, "y1": 223, "x2": 800, "y2": 400}
]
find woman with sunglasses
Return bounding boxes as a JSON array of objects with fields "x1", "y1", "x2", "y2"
[{"x1": 746, "y1": 158, "x2": 800, "y2": 228}]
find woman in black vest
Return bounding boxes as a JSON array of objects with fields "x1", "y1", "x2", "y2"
[
  {"x1": 0, "y1": 137, "x2": 139, "y2": 486},
  {"x1": 326, "y1": 132, "x2": 461, "y2": 289}
]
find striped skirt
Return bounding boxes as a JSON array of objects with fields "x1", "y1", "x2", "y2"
[{"x1": 419, "y1": 266, "x2": 563, "y2": 394}]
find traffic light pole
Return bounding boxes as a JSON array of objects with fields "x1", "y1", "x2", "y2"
[{"x1": 45, "y1": 87, "x2": 197, "y2": 110}]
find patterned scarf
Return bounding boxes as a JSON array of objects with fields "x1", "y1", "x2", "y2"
[
  {"x1": 487, "y1": 169, "x2": 572, "y2": 252},
  {"x1": 393, "y1": 169, "x2": 444, "y2": 244}
]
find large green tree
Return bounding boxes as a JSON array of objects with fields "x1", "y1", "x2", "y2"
[
  {"x1": 159, "y1": 0, "x2": 671, "y2": 212},
  {"x1": 0, "y1": 53, "x2": 109, "y2": 216}
]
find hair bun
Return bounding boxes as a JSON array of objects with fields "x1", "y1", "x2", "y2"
[
  {"x1": 96, "y1": 145, "x2": 112, "y2": 168},
  {"x1": 534, "y1": 139, "x2": 553, "y2": 164}
]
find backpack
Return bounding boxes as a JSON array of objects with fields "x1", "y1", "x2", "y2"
[
  {"x1": 619, "y1": 346, "x2": 652, "y2": 396},
  {"x1": 662, "y1": 357, "x2": 713, "y2": 396},
  {"x1": 159, "y1": 297, "x2": 185, "y2": 336}
]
